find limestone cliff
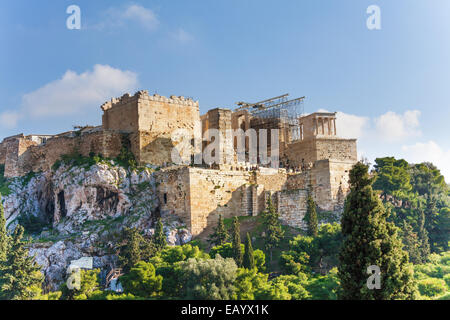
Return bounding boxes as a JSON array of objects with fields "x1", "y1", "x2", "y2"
[{"x1": 2, "y1": 161, "x2": 191, "y2": 291}]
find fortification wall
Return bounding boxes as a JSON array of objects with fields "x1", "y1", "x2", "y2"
[
  {"x1": 102, "y1": 91, "x2": 200, "y2": 166},
  {"x1": 309, "y1": 159, "x2": 354, "y2": 211},
  {"x1": 315, "y1": 138, "x2": 357, "y2": 162},
  {"x1": 284, "y1": 137, "x2": 357, "y2": 168},
  {"x1": 202, "y1": 108, "x2": 234, "y2": 165},
  {"x1": 102, "y1": 94, "x2": 139, "y2": 133},
  {"x1": 276, "y1": 189, "x2": 308, "y2": 229},
  {"x1": 4, "y1": 131, "x2": 124, "y2": 177},
  {"x1": 284, "y1": 138, "x2": 317, "y2": 166},
  {"x1": 155, "y1": 166, "x2": 192, "y2": 228},
  {"x1": 187, "y1": 168, "x2": 251, "y2": 236}
]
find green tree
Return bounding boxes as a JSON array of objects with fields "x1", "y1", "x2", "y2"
[
  {"x1": 280, "y1": 223, "x2": 342, "y2": 274},
  {"x1": 401, "y1": 221, "x2": 421, "y2": 264},
  {"x1": 119, "y1": 227, "x2": 155, "y2": 273},
  {"x1": 338, "y1": 162, "x2": 417, "y2": 300},
  {"x1": 120, "y1": 261, "x2": 163, "y2": 298},
  {"x1": 210, "y1": 243, "x2": 265, "y2": 272},
  {"x1": 208, "y1": 214, "x2": 228, "y2": 246},
  {"x1": 153, "y1": 218, "x2": 167, "y2": 252},
  {"x1": 0, "y1": 225, "x2": 43, "y2": 300},
  {"x1": 243, "y1": 233, "x2": 255, "y2": 270},
  {"x1": 270, "y1": 274, "x2": 310, "y2": 300},
  {"x1": 179, "y1": 255, "x2": 238, "y2": 300},
  {"x1": 417, "y1": 206, "x2": 430, "y2": 263},
  {"x1": 234, "y1": 268, "x2": 270, "y2": 300},
  {"x1": 306, "y1": 268, "x2": 341, "y2": 300},
  {"x1": 304, "y1": 193, "x2": 318, "y2": 237},
  {"x1": 373, "y1": 157, "x2": 412, "y2": 199},
  {"x1": 61, "y1": 269, "x2": 102, "y2": 300},
  {"x1": 231, "y1": 217, "x2": 242, "y2": 267},
  {"x1": 0, "y1": 194, "x2": 8, "y2": 262},
  {"x1": 410, "y1": 162, "x2": 447, "y2": 196},
  {"x1": 261, "y1": 198, "x2": 285, "y2": 261}
]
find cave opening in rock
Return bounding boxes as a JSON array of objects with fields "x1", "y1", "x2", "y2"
[
  {"x1": 58, "y1": 191, "x2": 67, "y2": 218},
  {"x1": 96, "y1": 187, "x2": 119, "y2": 213}
]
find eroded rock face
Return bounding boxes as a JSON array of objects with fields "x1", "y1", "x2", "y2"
[{"x1": 2, "y1": 162, "x2": 191, "y2": 291}]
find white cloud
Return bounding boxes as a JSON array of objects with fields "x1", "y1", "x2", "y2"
[
  {"x1": 1, "y1": 65, "x2": 138, "y2": 128},
  {"x1": 313, "y1": 108, "x2": 369, "y2": 140},
  {"x1": 97, "y1": 4, "x2": 159, "y2": 31},
  {"x1": 335, "y1": 112, "x2": 369, "y2": 140},
  {"x1": 374, "y1": 110, "x2": 421, "y2": 142},
  {"x1": 123, "y1": 4, "x2": 159, "y2": 30},
  {"x1": 21, "y1": 65, "x2": 138, "y2": 117},
  {"x1": 170, "y1": 28, "x2": 194, "y2": 44},
  {"x1": 0, "y1": 111, "x2": 20, "y2": 129},
  {"x1": 401, "y1": 141, "x2": 450, "y2": 182}
]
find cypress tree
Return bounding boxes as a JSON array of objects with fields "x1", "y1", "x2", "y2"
[
  {"x1": 401, "y1": 221, "x2": 421, "y2": 264},
  {"x1": 417, "y1": 206, "x2": 430, "y2": 263},
  {"x1": 119, "y1": 227, "x2": 156, "y2": 272},
  {"x1": 208, "y1": 214, "x2": 228, "y2": 246},
  {"x1": 261, "y1": 197, "x2": 284, "y2": 261},
  {"x1": 338, "y1": 162, "x2": 416, "y2": 300},
  {"x1": 153, "y1": 218, "x2": 167, "y2": 252},
  {"x1": 304, "y1": 192, "x2": 318, "y2": 237},
  {"x1": 0, "y1": 195, "x2": 8, "y2": 262},
  {"x1": 243, "y1": 232, "x2": 255, "y2": 269},
  {"x1": 0, "y1": 225, "x2": 43, "y2": 300},
  {"x1": 231, "y1": 217, "x2": 243, "y2": 267}
]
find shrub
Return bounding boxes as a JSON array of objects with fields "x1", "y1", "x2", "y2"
[
  {"x1": 120, "y1": 261, "x2": 163, "y2": 298},
  {"x1": 417, "y1": 278, "x2": 447, "y2": 298}
]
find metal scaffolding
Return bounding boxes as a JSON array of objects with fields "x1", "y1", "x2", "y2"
[
  {"x1": 235, "y1": 94, "x2": 305, "y2": 123},
  {"x1": 235, "y1": 94, "x2": 305, "y2": 142}
]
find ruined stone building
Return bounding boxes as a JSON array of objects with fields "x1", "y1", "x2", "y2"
[{"x1": 0, "y1": 90, "x2": 357, "y2": 237}]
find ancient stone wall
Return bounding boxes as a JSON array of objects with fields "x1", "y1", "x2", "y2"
[
  {"x1": 3, "y1": 131, "x2": 124, "y2": 177},
  {"x1": 315, "y1": 138, "x2": 357, "y2": 162},
  {"x1": 102, "y1": 90, "x2": 200, "y2": 166},
  {"x1": 276, "y1": 189, "x2": 308, "y2": 229},
  {"x1": 187, "y1": 168, "x2": 251, "y2": 236},
  {"x1": 101, "y1": 93, "x2": 140, "y2": 133},
  {"x1": 155, "y1": 166, "x2": 191, "y2": 228},
  {"x1": 201, "y1": 108, "x2": 234, "y2": 165},
  {"x1": 308, "y1": 159, "x2": 354, "y2": 212},
  {"x1": 0, "y1": 141, "x2": 7, "y2": 164},
  {"x1": 284, "y1": 137, "x2": 357, "y2": 168}
]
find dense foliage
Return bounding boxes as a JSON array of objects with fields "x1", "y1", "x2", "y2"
[
  {"x1": 0, "y1": 156, "x2": 448, "y2": 300},
  {"x1": 339, "y1": 162, "x2": 417, "y2": 300}
]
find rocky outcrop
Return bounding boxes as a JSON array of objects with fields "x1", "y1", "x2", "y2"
[{"x1": 2, "y1": 161, "x2": 191, "y2": 291}]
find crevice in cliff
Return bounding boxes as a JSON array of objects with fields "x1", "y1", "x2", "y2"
[
  {"x1": 58, "y1": 191, "x2": 67, "y2": 218},
  {"x1": 96, "y1": 186, "x2": 119, "y2": 213}
]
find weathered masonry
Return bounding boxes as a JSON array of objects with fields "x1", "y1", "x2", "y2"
[{"x1": 0, "y1": 90, "x2": 358, "y2": 236}]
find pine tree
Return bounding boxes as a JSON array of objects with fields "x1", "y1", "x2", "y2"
[
  {"x1": 338, "y1": 162, "x2": 417, "y2": 300},
  {"x1": 261, "y1": 197, "x2": 284, "y2": 261},
  {"x1": 417, "y1": 206, "x2": 430, "y2": 263},
  {"x1": 0, "y1": 194, "x2": 8, "y2": 262},
  {"x1": 208, "y1": 214, "x2": 228, "y2": 246},
  {"x1": 0, "y1": 225, "x2": 43, "y2": 300},
  {"x1": 243, "y1": 233, "x2": 255, "y2": 270},
  {"x1": 304, "y1": 192, "x2": 318, "y2": 237},
  {"x1": 231, "y1": 217, "x2": 243, "y2": 267},
  {"x1": 153, "y1": 218, "x2": 167, "y2": 251}
]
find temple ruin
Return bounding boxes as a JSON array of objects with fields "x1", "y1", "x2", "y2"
[{"x1": 0, "y1": 90, "x2": 358, "y2": 236}]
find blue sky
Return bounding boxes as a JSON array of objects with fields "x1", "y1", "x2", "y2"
[{"x1": 0, "y1": 0, "x2": 449, "y2": 180}]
